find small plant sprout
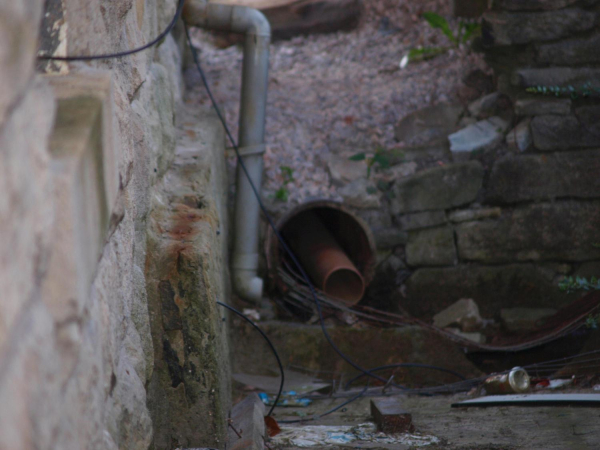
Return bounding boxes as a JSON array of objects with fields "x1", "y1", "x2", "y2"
[
  {"x1": 348, "y1": 147, "x2": 392, "y2": 178},
  {"x1": 401, "y1": 12, "x2": 480, "y2": 68},
  {"x1": 274, "y1": 165, "x2": 295, "y2": 202}
]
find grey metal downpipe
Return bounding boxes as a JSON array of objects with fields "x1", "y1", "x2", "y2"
[{"x1": 183, "y1": 1, "x2": 270, "y2": 302}]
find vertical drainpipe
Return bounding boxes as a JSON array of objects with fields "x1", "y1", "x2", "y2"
[{"x1": 183, "y1": 1, "x2": 270, "y2": 302}]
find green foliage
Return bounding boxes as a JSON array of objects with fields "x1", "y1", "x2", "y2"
[
  {"x1": 558, "y1": 276, "x2": 600, "y2": 294},
  {"x1": 348, "y1": 147, "x2": 396, "y2": 179},
  {"x1": 274, "y1": 165, "x2": 295, "y2": 202},
  {"x1": 402, "y1": 13, "x2": 480, "y2": 67},
  {"x1": 526, "y1": 82, "x2": 600, "y2": 99},
  {"x1": 423, "y1": 12, "x2": 457, "y2": 44}
]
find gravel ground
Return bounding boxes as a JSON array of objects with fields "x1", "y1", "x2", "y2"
[{"x1": 186, "y1": 0, "x2": 489, "y2": 212}]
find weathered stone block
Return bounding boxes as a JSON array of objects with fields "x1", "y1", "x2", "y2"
[
  {"x1": 338, "y1": 177, "x2": 381, "y2": 209},
  {"x1": 396, "y1": 210, "x2": 447, "y2": 231},
  {"x1": 327, "y1": 154, "x2": 368, "y2": 186},
  {"x1": 497, "y1": 0, "x2": 579, "y2": 10},
  {"x1": 506, "y1": 118, "x2": 532, "y2": 152},
  {"x1": 468, "y1": 92, "x2": 501, "y2": 118},
  {"x1": 228, "y1": 394, "x2": 265, "y2": 450},
  {"x1": 146, "y1": 105, "x2": 231, "y2": 449},
  {"x1": 537, "y1": 32, "x2": 600, "y2": 65},
  {"x1": 42, "y1": 95, "x2": 114, "y2": 322},
  {"x1": 456, "y1": 201, "x2": 600, "y2": 262},
  {"x1": 394, "y1": 104, "x2": 463, "y2": 145},
  {"x1": 512, "y1": 67, "x2": 600, "y2": 90},
  {"x1": 482, "y1": 9, "x2": 596, "y2": 46},
  {"x1": 405, "y1": 264, "x2": 577, "y2": 319},
  {"x1": 501, "y1": 307, "x2": 557, "y2": 332},
  {"x1": 531, "y1": 109, "x2": 600, "y2": 151},
  {"x1": 515, "y1": 97, "x2": 571, "y2": 116},
  {"x1": 0, "y1": 0, "x2": 43, "y2": 124},
  {"x1": 406, "y1": 226, "x2": 457, "y2": 267},
  {"x1": 371, "y1": 398, "x2": 413, "y2": 433},
  {"x1": 487, "y1": 150, "x2": 600, "y2": 203},
  {"x1": 448, "y1": 208, "x2": 502, "y2": 223},
  {"x1": 391, "y1": 162, "x2": 484, "y2": 214},
  {"x1": 433, "y1": 298, "x2": 483, "y2": 331},
  {"x1": 449, "y1": 117, "x2": 509, "y2": 153},
  {"x1": 373, "y1": 227, "x2": 408, "y2": 249}
]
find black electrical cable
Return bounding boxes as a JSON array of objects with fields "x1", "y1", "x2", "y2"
[
  {"x1": 37, "y1": 0, "x2": 185, "y2": 61},
  {"x1": 216, "y1": 301, "x2": 284, "y2": 417},
  {"x1": 183, "y1": 23, "x2": 411, "y2": 391},
  {"x1": 344, "y1": 363, "x2": 467, "y2": 391}
]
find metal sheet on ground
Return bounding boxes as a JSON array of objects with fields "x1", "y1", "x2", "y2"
[{"x1": 452, "y1": 393, "x2": 600, "y2": 408}]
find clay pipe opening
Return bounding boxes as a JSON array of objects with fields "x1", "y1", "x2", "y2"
[{"x1": 281, "y1": 210, "x2": 365, "y2": 305}]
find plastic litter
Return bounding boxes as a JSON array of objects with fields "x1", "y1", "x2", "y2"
[
  {"x1": 259, "y1": 391, "x2": 312, "y2": 407},
  {"x1": 270, "y1": 423, "x2": 440, "y2": 448}
]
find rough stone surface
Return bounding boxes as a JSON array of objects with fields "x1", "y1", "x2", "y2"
[
  {"x1": 497, "y1": 0, "x2": 579, "y2": 10},
  {"x1": 500, "y1": 307, "x2": 558, "y2": 332},
  {"x1": 456, "y1": 201, "x2": 600, "y2": 263},
  {"x1": 515, "y1": 97, "x2": 572, "y2": 116},
  {"x1": 512, "y1": 67, "x2": 600, "y2": 90},
  {"x1": 396, "y1": 210, "x2": 447, "y2": 231},
  {"x1": 146, "y1": 106, "x2": 231, "y2": 449},
  {"x1": 372, "y1": 228, "x2": 409, "y2": 249},
  {"x1": 0, "y1": 0, "x2": 216, "y2": 448},
  {"x1": 448, "y1": 207, "x2": 502, "y2": 223},
  {"x1": 482, "y1": 9, "x2": 596, "y2": 46},
  {"x1": 446, "y1": 328, "x2": 486, "y2": 344},
  {"x1": 531, "y1": 109, "x2": 600, "y2": 151},
  {"x1": 327, "y1": 154, "x2": 369, "y2": 186},
  {"x1": 537, "y1": 31, "x2": 600, "y2": 65},
  {"x1": 227, "y1": 394, "x2": 265, "y2": 450},
  {"x1": 232, "y1": 321, "x2": 483, "y2": 384},
  {"x1": 405, "y1": 264, "x2": 577, "y2": 319},
  {"x1": 394, "y1": 103, "x2": 463, "y2": 145},
  {"x1": 391, "y1": 161, "x2": 484, "y2": 214},
  {"x1": 370, "y1": 398, "x2": 413, "y2": 433},
  {"x1": 453, "y1": 0, "x2": 489, "y2": 17},
  {"x1": 468, "y1": 92, "x2": 501, "y2": 118},
  {"x1": 487, "y1": 150, "x2": 600, "y2": 203},
  {"x1": 338, "y1": 177, "x2": 381, "y2": 209},
  {"x1": 449, "y1": 116, "x2": 509, "y2": 153},
  {"x1": 406, "y1": 226, "x2": 457, "y2": 267},
  {"x1": 506, "y1": 118, "x2": 532, "y2": 152},
  {"x1": 433, "y1": 298, "x2": 483, "y2": 331}
]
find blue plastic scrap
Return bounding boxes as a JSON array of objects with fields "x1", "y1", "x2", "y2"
[{"x1": 258, "y1": 391, "x2": 312, "y2": 407}]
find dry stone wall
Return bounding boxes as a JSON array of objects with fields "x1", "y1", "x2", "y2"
[
  {"x1": 285, "y1": 0, "x2": 600, "y2": 328},
  {"x1": 0, "y1": 0, "x2": 230, "y2": 448}
]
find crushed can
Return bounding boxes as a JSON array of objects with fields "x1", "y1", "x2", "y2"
[{"x1": 483, "y1": 367, "x2": 531, "y2": 394}]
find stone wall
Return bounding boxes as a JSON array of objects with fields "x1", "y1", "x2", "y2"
[
  {"x1": 0, "y1": 0, "x2": 230, "y2": 448},
  {"x1": 297, "y1": 0, "x2": 600, "y2": 330}
]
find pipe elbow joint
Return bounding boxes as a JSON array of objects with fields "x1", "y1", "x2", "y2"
[
  {"x1": 183, "y1": 0, "x2": 271, "y2": 37},
  {"x1": 233, "y1": 269, "x2": 264, "y2": 303}
]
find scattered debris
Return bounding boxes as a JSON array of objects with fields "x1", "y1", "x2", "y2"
[
  {"x1": 370, "y1": 398, "x2": 414, "y2": 433},
  {"x1": 446, "y1": 327, "x2": 486, "y2": 344},
  {"x1": 433, "y1": 298, "x2": 483, "y2": 331},
  {"x1": 452, "y1": 393, "x2": 600, "y2": 408},
  {"x1": 448, "y1": 116, "x2": 509, "y2": 153},
  {"x1": 269, "y1": 423, "x2": 440, "y2": 447},
  {"x1": 243, "y1": 308, "x2": 261, "y2": 322},
  {"x1": 264, "y1": 416, "x2": 282, "y2": 437},
  {"x1": 533, "y1": 378, "x2": 573, "y2": 390},
  {"x1": 483, "y1": 367, "x2": 531, "y2": 395},
  {"x1": 259, "y1": 392, "x2": 312, "y2": 407},
  {"x1": 233, "y1": 372, "x2": 330, "y2": 395},
  {"x1": 228, "y1": 394, "x2": 266, "y2": 450}
]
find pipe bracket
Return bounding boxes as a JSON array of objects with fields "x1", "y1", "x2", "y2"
[{"x1": 236, "y1": 143, "x2": 266, "y2": 157}]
